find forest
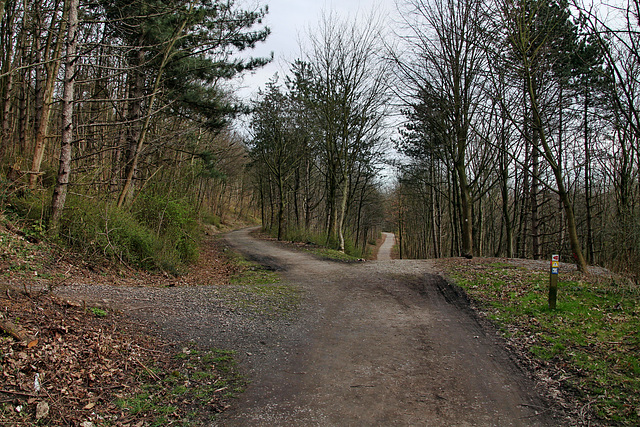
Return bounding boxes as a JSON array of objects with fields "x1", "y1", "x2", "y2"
[{"x1": 1, "y1": 0, "x2": 640, "y2": 281}]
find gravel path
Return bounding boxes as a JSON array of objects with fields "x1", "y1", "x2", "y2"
[
  {"x1": 55, "y1": 228, "x2": 560, "y2": 426},
  {"x1": 377, "y1": 232, "x2": 395, "y2": 260}
]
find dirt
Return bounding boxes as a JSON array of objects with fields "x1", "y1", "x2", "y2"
[
  {"x1": 43, "y1": 228, "x2": 567, "y2": 425},
  {"x1": 377, "y1": 232, "x2": 395, "y2": 261},
  {"x1": 216, "y1": 228, "x2": 561, "y2": 426}
]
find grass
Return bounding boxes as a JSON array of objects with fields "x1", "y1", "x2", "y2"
[
  {"x1": 116, "y1": 347, "x2": 245, "y2": 425},
  {"x1": 89, "y1": 307, "x2": 107, "y2": 317},
  {"x1": 303, "y1": 247, "x2": 362, "y2": 262},
  {"x1": 220, "y1": 250, "x2": 302, "y2": 318},
  {"x1": 262, "y1": 226, "x2": 368, "y2": 259},
  {"x1": 228, "y1": 253, "x2": 282, "y2": 286},
  {"x1": 440, "y1": 259, "x2": 640, "y2": 425}
]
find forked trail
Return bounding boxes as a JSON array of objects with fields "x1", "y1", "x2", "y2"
[{"x1": 217, "y1": 228, "x2": 555, "y2": 426}]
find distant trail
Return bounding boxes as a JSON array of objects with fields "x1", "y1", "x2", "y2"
[
  {"x1": 377, "y1": 232, "x2": 395, "y2": 260},
  {"x1": 218, "y1": 228, "x2": 557, "y2": 426}
]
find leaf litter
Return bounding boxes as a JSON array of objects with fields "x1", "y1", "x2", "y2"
[{"x1": 0, "y1": 229, "x2": 244, "y2": 426}]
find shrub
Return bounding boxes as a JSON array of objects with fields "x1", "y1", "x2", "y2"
[
  {"x1": 202, "y1": 213, "x2": 221, "y2": 228},
  {"x1": 133, "y1": 194, "x2": 200, "y2": 265},
  {"x1": 6, "y1": 189, "x2": 201, "y2": 274},
  {"x1": 59, "y1": 197, "x2": 161, "y2": 270}
]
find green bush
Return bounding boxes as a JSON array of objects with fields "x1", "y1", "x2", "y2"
[
  {"x1": 4, "y1": 187, "x2": 49, "y2": 223},
  {"x1": 53, "y1": 194, "x2": 199, "y2": 273},
  {"x1": 59, "y1": 197, "x2": 161, "y2": 270},
  {"x1": 134, "y1": 194, "x2": 196, "y2": 235},
  {"x1": 132, "y1": 194, "x2": 201, "y2": 267},
  {"x1": 202, "y1": 213, "x2": 221, "y2": 228}
]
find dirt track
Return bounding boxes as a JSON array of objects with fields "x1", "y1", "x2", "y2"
[
  {"x1": 377, "y1": 232, "x2": 395, "y2": 261},
  {"x1": 217, "y1": 228, "x2": 556, "y2": 426}
]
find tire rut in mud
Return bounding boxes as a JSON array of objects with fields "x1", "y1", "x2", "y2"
[{"x1": 218, "y1": 230, "x2": 560, "y2": 426}]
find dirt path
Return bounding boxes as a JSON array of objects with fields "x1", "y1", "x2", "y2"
[
  {"x1": 377, "y1": 232, "x2": 395, "y2": 260},
  {"x1": 54, "y1": 229, "x2": 558, "y2": 425},
  {"x1": 218, "y1": 228, "x2": 555, "y2": 426}
]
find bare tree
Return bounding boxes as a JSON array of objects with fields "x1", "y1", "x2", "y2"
[
  {"x1": 49, "y1": 0, "x2": 78, "y2": 232},
  {"x1": 392, "y1": 0, "x2": 489, "y2": 258},
  {"x1": 498, "y1": 0, "x2": 589, "y2": 272},
  {"x1": 305, "y1": 11, "x2": 391, "y2": 251}
]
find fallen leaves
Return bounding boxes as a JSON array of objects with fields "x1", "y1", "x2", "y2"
[
  {"x1": 0, "y1": 292, "x2": 162, "y2": 425},
  {"x1": 0, "y1": 232, "x2": 246, "y2": 425}
]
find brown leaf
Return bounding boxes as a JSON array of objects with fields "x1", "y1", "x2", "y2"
[
  {"x1": 36, "y1": 401, "x2": 49, "y2": 420},
  {"x1": 27, "y1": 339, "x2": 38, "y2": 348}
]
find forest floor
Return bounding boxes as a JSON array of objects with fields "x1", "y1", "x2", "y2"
[{"x1": 1, "y1": 224, "x2": 626, "y2": 425}]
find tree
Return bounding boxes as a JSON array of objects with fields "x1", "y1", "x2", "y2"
[
  {"x1": 393, "y1": 0, "x2": 489, "y2": 258},
  {"x1": 28, "y1": 0, "x2": 67, "y2": 189},
  {"x1": 500, "y1": 0, "x2": 589, "y2": 272},
  {"x1": 249, "y1": 79, "x2": 302, "y2": 240},
  {"x1": 99, "y1": 0, "x2": 271, "y2": 206},
  {"x1": 49, "y1": 0, "x2": 78, "y2": 232}
]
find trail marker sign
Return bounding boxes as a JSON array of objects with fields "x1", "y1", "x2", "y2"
[{"x1": 549, "y1": 254, "x2": 559, "y2": 309}]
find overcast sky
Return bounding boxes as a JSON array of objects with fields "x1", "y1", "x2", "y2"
[{"x1": 234, "y1": 0, "x2": 399, "y2": 101}]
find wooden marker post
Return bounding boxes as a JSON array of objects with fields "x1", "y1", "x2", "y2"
[{"x1": 549, "y1": 254, "x2": 559, "y2": 310}]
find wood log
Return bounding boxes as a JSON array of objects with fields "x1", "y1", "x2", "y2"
[{"x1": 0, "y1": 319, "x2": 36, "y2": 344}]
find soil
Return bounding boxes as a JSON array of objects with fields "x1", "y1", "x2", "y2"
[
  {"x1": 217, "y1": 228, "x2": 561, "y2": 425},
  {"x1": 6, "y1": 227, "x2": 571, "y2": 425},
  {"x1": 377, "y1": 232, "x2": 395, "y2": 261}
]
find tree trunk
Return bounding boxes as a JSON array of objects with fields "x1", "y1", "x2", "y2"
[
  {"x1": 1, "y1": 3, "x2": 17, "y2": 160},
  {"x1": 29, "y1": 1, "x2": 67, "y2": 188},
  {"x1": 117, "y1": 15, "x2": 188, "y2": 207},
  {"x1": 430, "y1": 164, "x2": 440, "y2": 258},
  {"x1": 337, "y1": 173, "x2": 349, "y2": 252},
  {"x1": 456, "y1": 162, "x2": 473, "y2": 258},
  {"x1": 531, "y1": 128, "x2": 540, "y2": 260},
  {"x1": 49, "y1": 0, "x2": 78, "y2": 233},
  {"x1": 118, "y1": 46, "x2": 144, "y2": 205},
  {"x1": 277, "y1": 172, "x2": 285, "y2": 240},
  {"x1": 1, "y1": 70, "x2": 13, "y2": 159},
  {"x1": 499, "y1": 116, "x2": 514, "y2": 258},
  {"x1": 584, "y1": 85, "x2": 594, "y2": 263},
  {"x1": 526, "y1": 68, "x2": 588, "y2": 273}
]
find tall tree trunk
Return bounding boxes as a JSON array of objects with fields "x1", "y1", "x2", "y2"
[
  {"x1": 456, "y1": 161, "x2": 473, "y2": 258},
  {"x1": 1, "y1": 2, "x2": 16, "y2": 160},
  {"x1": 557, "y1": 85, "x2": 565, "y2": 252},
  {"x1": 117, "y1": 14, "x2": 188, "y2": 207},
  {"x1": 526, "y1": 68, "x2": 588, "y2": 273},
  {"x1": 304, "y1": 157, "x2": 312, "y2": 230},
  {"x1": 1, "y1": 71, "x2": 13, "y2": 160},
  {"x1": 398, "y1": 195, "x2": 404, "y2": 260},
  {"x1": 337, "y1": 172, "x2": 349, "y2": 252},
  {"x1": 430, "y1": 163, "x2": 440, "y2": 258},
  {"x1": 584, "y1": 85, "x2": 594, "y2": 263},
  {"x1": 499, "y1": 118, "x2": 514, "y2": 258},
  {"x1": 49, "y1": 0, "x2": 78, "y2": 233},
  {"x1": 17, "y1": 63, "x2": 29, "y2": 153},
  {"x1": 530, "y1": 75, "x2": 541, "y2": 260},
  {"x1": 477, "y1": 196, "x2": 483, "y2": 257},
  {"x1": 277, "y1": 172, "x2": 285, "y2": 240},
  {"x1": 119, "y1": 46, "x2": 144, "y2": 203},
  {"x1": 531, "y1": 127, "x2": 540, "y2": 260},
  {"x1": 29, "y1": 0, "x2": 66, "y2": 188}
]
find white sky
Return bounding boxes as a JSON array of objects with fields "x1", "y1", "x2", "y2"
[{"x1": 234, "y1": 0, "x2": 399, "y2": 101}]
